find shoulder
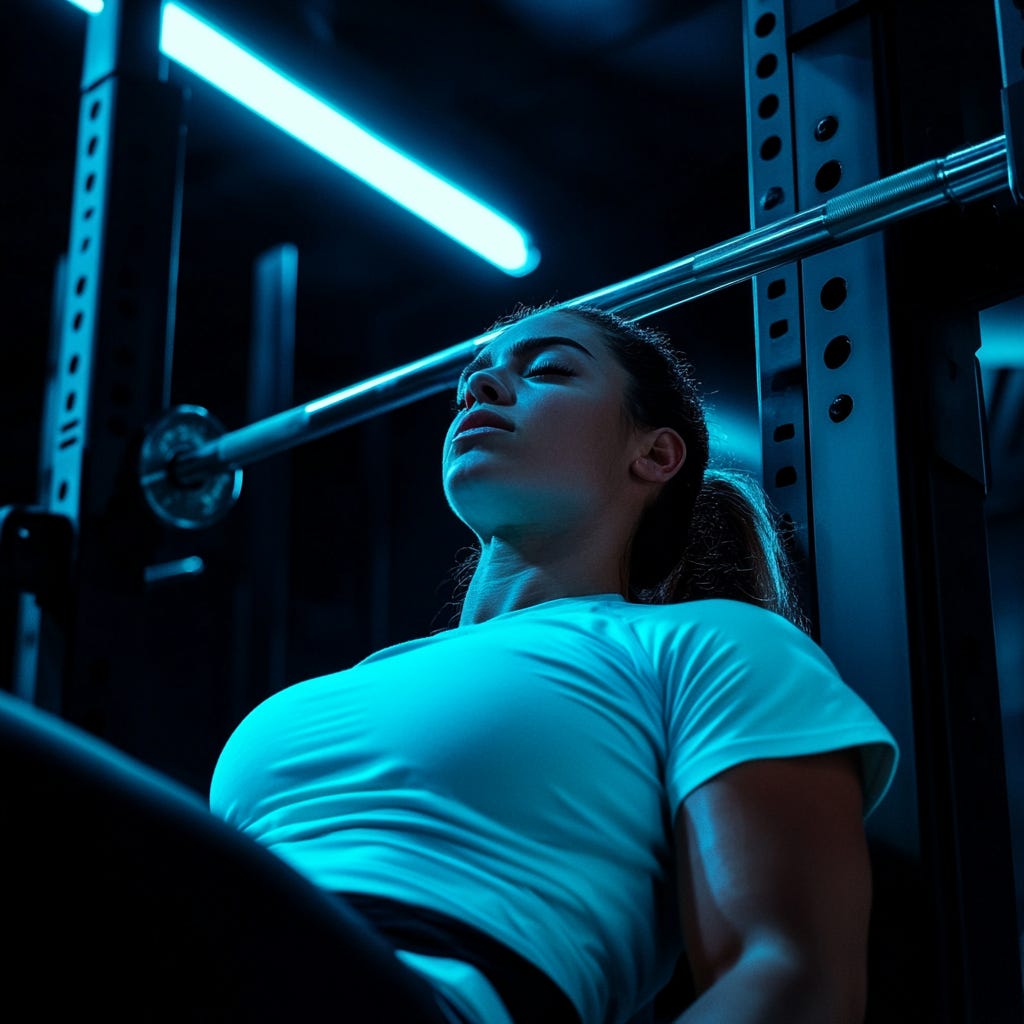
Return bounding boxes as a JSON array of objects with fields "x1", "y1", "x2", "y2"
[
  {"x1": 615, "y1": 596, "x2": 809, "y2": 634},
  {"x1": 633, "y1": 601, "x2": 899, "y2": 819},
  {"x1": 615, "y1": 598, "x2": 852, "y2": 711},
  {"x1": 611, "y1": 597, "x2": 826, "y2": 674}
]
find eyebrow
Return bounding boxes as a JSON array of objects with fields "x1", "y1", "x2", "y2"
[{"x1": 457, "y1": 335, "x2": 596, "y2": 390}]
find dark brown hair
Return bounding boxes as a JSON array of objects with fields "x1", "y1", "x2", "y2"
[{"x1": 444, "y1": 302, "x2": 807, "y2": 630}]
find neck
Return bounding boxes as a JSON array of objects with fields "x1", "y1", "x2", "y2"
[{"x1": 457, "y1": 527, "x2": 629, "y2": 626}]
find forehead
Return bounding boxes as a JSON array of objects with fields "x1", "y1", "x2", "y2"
[{"x1": 493, "y1": 310, "x2": 607, "y2": 351}]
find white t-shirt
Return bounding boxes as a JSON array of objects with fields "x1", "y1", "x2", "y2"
[{"x1": 210, "y1": 595, "x2": 899, "y2": 1024}]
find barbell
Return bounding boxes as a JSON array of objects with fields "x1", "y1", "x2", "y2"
[{"x1": 138, "y1": 134, "x2": 1011, "y2": 530}]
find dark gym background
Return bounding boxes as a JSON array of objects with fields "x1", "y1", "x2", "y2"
[{"x1": 2, "y1": 0, "x2": 1022, "y2": 1002}]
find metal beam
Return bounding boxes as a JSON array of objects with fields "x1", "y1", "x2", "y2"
[{"x1": 32, "y1": 0, "x2": 187, "y2": 749}]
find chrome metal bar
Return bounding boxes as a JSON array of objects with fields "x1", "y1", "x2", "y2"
[{"x1": 169, "y1": 134, "x2": 1009, "y2": 485}]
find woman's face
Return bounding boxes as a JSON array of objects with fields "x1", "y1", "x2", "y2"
[{"x1": 442, "y1": 310, "x2": 640, "y2": 541}]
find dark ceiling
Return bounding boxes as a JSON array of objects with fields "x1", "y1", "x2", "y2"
[{"x1": 2, "y1": 0, "x2": 1022, "y2": 789}]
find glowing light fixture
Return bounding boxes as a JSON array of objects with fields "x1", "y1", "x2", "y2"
[{"x1": 65, "y1": 0, "x2": 538, "y2": 275}]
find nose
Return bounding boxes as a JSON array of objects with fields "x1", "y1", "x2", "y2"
[{"x1": 464, "y1": 367, "x2": 512, "y2": 407}]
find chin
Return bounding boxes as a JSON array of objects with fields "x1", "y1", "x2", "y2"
[{"x1": 447, "y1": 486, "x2": 596, "y2": 540}]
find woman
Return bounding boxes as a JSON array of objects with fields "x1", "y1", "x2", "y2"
[
  {"x1": 207, "y1": 303, "x2": 899, "y2": 1024},
  {"x1": 2, "y1": 302, "x2": 900, "y2": 1023}
]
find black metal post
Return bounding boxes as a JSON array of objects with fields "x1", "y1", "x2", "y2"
[
  {"x1": 742, "y1": 0, "x2": 818, "y2": 630},
  {"x1": 230, "y1": 244, "x2": 298, "y2": 709},
  {"x1": 29, "y1": 0, "x2": 188, "y2": 761}
]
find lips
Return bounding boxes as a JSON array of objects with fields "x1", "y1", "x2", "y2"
[{"x1": 454, "y1": 409, "x2": 515, "y2": 436}]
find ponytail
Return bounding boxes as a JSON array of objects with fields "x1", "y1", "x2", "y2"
[{"x1": 632, "y1": 468, "x2": 809, "y2": 632}]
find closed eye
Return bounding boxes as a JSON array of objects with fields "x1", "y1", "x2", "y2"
[
  {"x1": 451, "y1": 363, "x2": 575, "y2": 411},
  {"x1": 525, "y1": 362, "x2": 576, "y2": 379}
]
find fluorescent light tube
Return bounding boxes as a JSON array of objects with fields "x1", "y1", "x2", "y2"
[
  {"x1": 158, "y1": 3, "x2": 539, "y2": 275},
  {"x1": 65, "y1": 0, "x2": 539, "y2": 274}
]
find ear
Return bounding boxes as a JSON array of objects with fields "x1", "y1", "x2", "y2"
[{"x1": 631, "y1": 428, "x2": 686, "y2": 484}]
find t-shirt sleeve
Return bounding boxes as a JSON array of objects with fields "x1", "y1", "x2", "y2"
[{"x1": 658, "y1": 600, "x2": 899, "y2": 821}]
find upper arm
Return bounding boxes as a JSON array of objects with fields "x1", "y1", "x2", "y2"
[{"x1": 674, "y1": 749, "x2": 871, "y2": 1020}]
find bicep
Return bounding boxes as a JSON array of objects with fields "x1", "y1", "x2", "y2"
[{"x1": 674, "y1": 749, "x2": 871, "y2": 1016}]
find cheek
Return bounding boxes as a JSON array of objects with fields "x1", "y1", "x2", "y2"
[{"x1": 566, "y1": 410, "x2": 632, "y2": 474}]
